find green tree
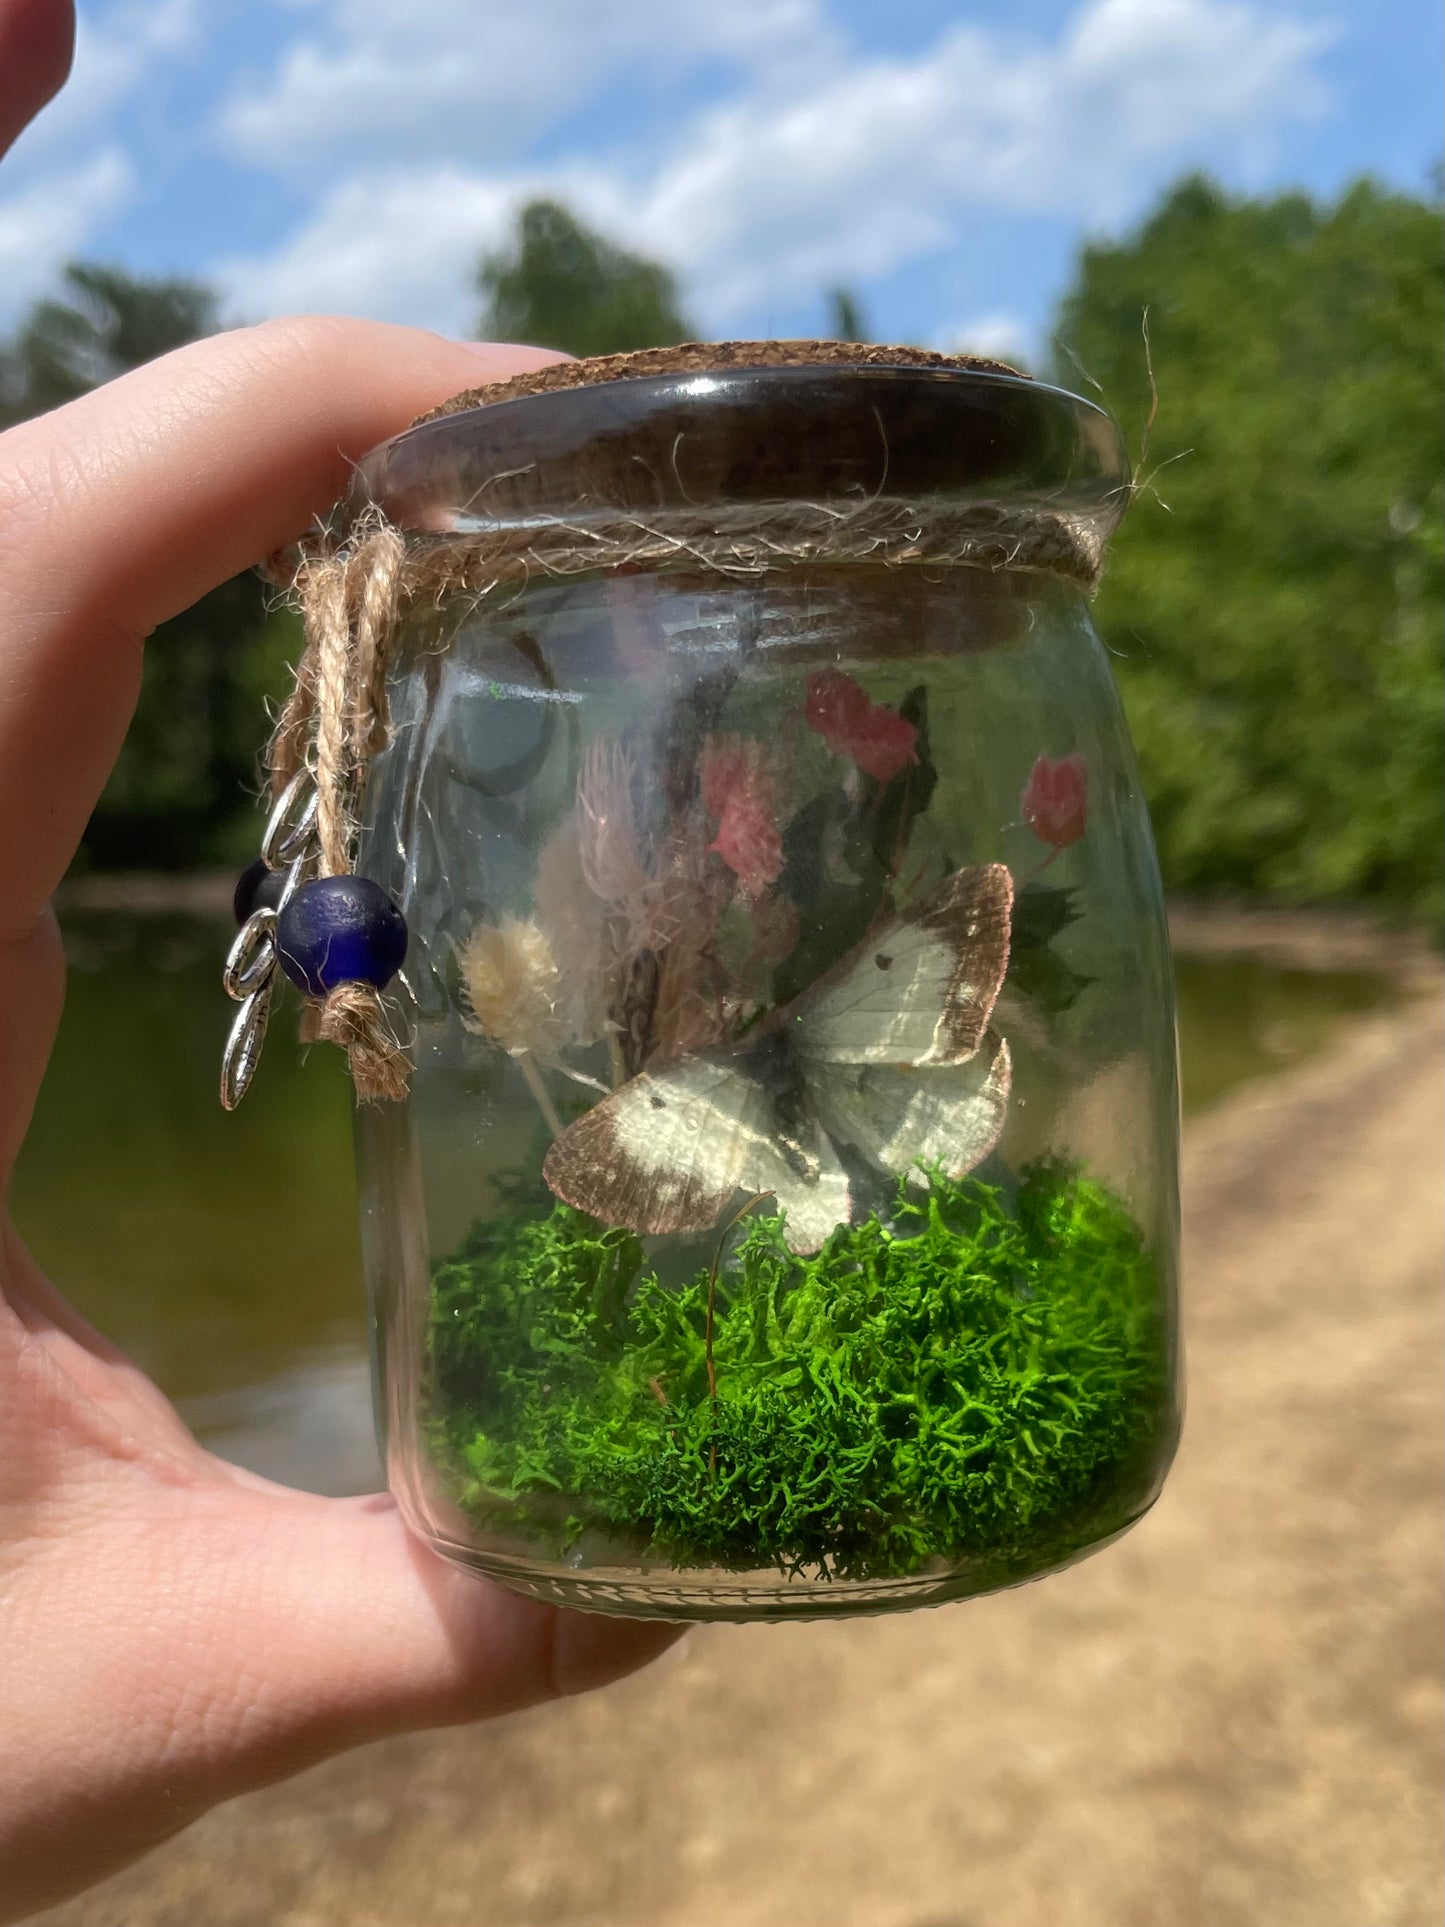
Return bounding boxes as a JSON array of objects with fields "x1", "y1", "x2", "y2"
[
  {"x1": 477, "y1": 199, "x2": 693, "y2": 357},
  {"x1": 0, "y1": 263, "x2": 293, "y2": 870},
  {"x1": 0, "y1": 262, "x2": 219, "y2": 425},
  {"x1": 827, "y1": 286, "x2": 869, "y2": 342},
  {"x1": 1053, "y1": 174, "x2": 1445, "y2": 929}
]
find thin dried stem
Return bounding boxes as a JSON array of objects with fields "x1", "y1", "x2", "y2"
[{"x1": 516, "y1": 1051, "x2": 563, "y2": 1138}]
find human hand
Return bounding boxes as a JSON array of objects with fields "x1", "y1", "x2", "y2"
[{"x1": 0, "y1": 7, "x2": 678, "y2": 1918}]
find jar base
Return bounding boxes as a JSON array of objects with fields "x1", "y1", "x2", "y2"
[{"x1": 414, "y1": 1504, "x2": 1158, "y2": 1623}]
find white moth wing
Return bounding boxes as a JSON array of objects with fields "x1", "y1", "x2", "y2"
[
  {"x1": 543, "y1": 1054, "x2": 851, "y2": 1251},
  {"x1": 794, "y1": 863, "x2": 1012, "y2": 1070},
  {"x1": 734, "y1": 1125, "x2": 852, "y2": 1257},
  {"x1": 543, "y1": 1057, "x2": 760, "y2": 1235},
  {"x1": 808, "y1": 1033, "x2": 1012, "y2": 1184},
  {"x1": 543, "y1": 865, "x2": 1012, "y2": 1244}
]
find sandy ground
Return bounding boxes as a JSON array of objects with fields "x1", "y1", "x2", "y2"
[{"x1": 35, "y1": 983, "x2": 1444, "y2": 1927}]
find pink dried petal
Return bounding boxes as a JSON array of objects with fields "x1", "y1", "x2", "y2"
[
  {"x1": 804, "y1": 669, "x2": 870, "y2": 743},
  {"x1": 844, "y1": 708, "x2": 919, "y2": 783},
  {"x1": 1021, "y1": 752, "x2": 1089, "y2": 850},
  {"x1": 805, "y1": 671, "x2": 918, "y2": 784},
  {"x1": 709, "y1": 790, "x2": 784, "y2": 899},
  {"x1": 700, "y1": 736, "x2": 753, "y2": 820}
]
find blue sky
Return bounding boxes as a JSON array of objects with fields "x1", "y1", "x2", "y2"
[{"x1": 1, "y1": 0, "x2": 1440, "y2": 362}]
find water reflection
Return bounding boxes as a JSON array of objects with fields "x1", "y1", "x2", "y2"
[
  {"x1": 11, "y1": 913, "x2": 370, "y2": 1486},
  {"x1": 8, "y1": 914, "x2": 1396, "y2": 1497},
  {"x1": 1172, "y1": 951, "x2": 1395, "y2": 1112}
]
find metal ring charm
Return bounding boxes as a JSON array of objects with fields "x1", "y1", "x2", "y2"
[
  {"x1": 222, "y1": 771, "x2": 327, "y2": 1108},
  {"x1": 223, "y1": 907, "x2": 278, "y2": 1002},
  {"x1": 220, "y1": 976, "x2": 275, "y2": 1112},
  {"x1": 274, "y1": 848, "x2": 311, "y2": 914},
  {"x1": 261, "y1": 767, "x2": 319, "y2": 871}
]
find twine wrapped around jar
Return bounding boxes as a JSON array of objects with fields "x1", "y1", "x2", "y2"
[{"x1": 264, "y1": 339, "x2": 1113, "y2": 1101}]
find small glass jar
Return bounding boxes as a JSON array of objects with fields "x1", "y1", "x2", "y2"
[{"x1": 349, "y1": 354, "x2": 1181, "y2": 1621}]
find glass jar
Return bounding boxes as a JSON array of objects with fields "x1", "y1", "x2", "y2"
[{"x1": 349, "y1": 354, "x2": 1181, "y2": 1621}]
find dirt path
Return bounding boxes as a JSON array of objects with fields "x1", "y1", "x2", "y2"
[{"x1": 38, "y1": 989, "x2": 1445, "y2": 1927}]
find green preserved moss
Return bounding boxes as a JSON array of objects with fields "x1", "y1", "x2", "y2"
[{"x1": 426, "y1": 1161, "x2": 1169, "y2": 1582}]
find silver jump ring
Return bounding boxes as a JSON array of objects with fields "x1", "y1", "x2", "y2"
[
  {"x1": 223, "y1": 907, "x2": 278, "y2": 1001},
  {"x1": 274, "y1": 848, "x2": 311, "y2": 914},
  {"x1": 222, "y1": 771, "x2": 325, "y2": 1109},
  {"x1": 261, "y1": 768, "x2": 319, "y2": 871},
  {"x1": 220, "y1": 977, "x2": 275, "y2": 1112}
]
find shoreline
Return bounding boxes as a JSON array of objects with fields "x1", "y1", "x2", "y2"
[{"x1": 55, "y1": 870, "x2": 1441, "y2": 984}]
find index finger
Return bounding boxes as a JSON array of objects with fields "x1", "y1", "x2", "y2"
[{"x1": 0, "y1": 319, "x2": 561, "y2": 921}]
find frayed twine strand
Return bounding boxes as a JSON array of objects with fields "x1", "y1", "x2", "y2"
[
  {"x1": 296, "y1": 981, "x2": 410, "y2": 1104},
  {"x1": 268, "y1": 519, "x2": 408, "y2": 1103},
  {"x1": 265, "y1": 494, "x2": 1103, "y2": 1101}
]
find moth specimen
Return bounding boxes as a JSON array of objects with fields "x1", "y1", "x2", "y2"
[{"x1": 543, "y1": 862, "x2": 1013, "y2": 1252}]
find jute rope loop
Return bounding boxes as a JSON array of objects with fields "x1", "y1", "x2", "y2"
[{"x1": 267, "y1": 520, "x2": 408, "y2": 1102}]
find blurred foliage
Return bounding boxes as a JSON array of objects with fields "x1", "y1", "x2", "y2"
[
  {"x1": 2, "y1": 178, "x2": 1439, "y2": 925},
  {"x1": 0, "y1": 263, "x2": 297, "y2": 871},
  {"x1": 827, "y1": 286, "x2": 870, "y2": 342},
  {"x1": 0, "y1": 262, "x2": 220, "y2": 424},
  {"x1": 87, "y1": 596, "x2": 301, "y2": 871},
  {"x1": 477, "y1": 199, "x2": 693, "y2": 357},
  {"x1": 1053, "y1": 174, "x2": 1444, "y2": 931}
]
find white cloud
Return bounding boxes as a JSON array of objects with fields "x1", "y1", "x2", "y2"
[
  {"x1": 219, "y1": 0, "x2": 830, "y2": 174},
  {"x1": 939, "y1": 312, "x2": 1033, "y2": 366},
  {"x1": 0, "y1": 0, "x2": 200, "y2": 322},
  {"x1": 626, "y1": 0, "x2": 1335, "y2": 314},
  {"x1": 218, "y1": 0, "x2": 1334, "y2": 334},
  {"x1": 218, "y1": 166, "x2": 533, "y2": 330},
  {"x1": 0, "y1": 152, "x2": 135, "y2": 324}
]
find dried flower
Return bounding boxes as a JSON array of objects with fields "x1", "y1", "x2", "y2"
[
  {"x1": 845, "y1": 707, "x2": 922, "y2": 783},
  {"x1": 1021, "y1": 752, "x2": 1089, "y2": 851},
  {"x1": 697, "y1": 731, "x2": 786, "y2": 899},
  {"x1": 804, "y1": 668, "x2": 870, "y2": 739},
  {"x1": 652, "y1": 894, "x2": 728, "y2": 1062},
  {"x1": 577, "y1": 736, "x2": 649, "y2": 911},
  {"x1": 533, "y1": 819, "x2": 614, "y2": 1046},
  {"x1": 710, "y1": 787, "x2": 784, "y2": 899},
  {"x1": 804, "y1": 668, "x2": 918, "y2": 784},
  {"x1": 700, "y1": 735, "x2": 755, "y2": 820},
  {"x1": 457, "y1": 918, "x2": 565, "y2": 1059}
]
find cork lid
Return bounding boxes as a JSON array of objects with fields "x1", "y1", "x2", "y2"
[
  {"x1": 354, "y1": 339, "x2": 1127, "y2": 545},
  {"x1": 414, "y1": 339, "x2": 1028, "y2": 425}
]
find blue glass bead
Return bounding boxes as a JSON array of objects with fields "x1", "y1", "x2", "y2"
[
  {"x1": 275, "y1": 876, "x2": 408, "y2": 998},
  {"x1": 233, "y1": 857, "x2": 286, "y2": 926}
]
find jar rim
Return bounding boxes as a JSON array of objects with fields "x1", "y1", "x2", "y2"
[{"x1": 349, "y1": 362, "x2": 1131, "y2": 556}]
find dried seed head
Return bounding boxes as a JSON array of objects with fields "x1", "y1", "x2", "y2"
[{"x1": 457, "y1": 917, "x2": 565, "y2": 1059}]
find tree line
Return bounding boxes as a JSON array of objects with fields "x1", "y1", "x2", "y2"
[{"x1": 3, "y1": 181, "x2": 1439, "y2": 927}]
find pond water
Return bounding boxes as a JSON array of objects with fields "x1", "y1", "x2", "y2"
[{"x1": 9, "y1": 913, "x2": 1397, "y2": 1497}]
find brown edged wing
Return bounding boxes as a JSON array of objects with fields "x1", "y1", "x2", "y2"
[{"x1": 795, "y1": 862, "x2": 1013, "y2": 1070}]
